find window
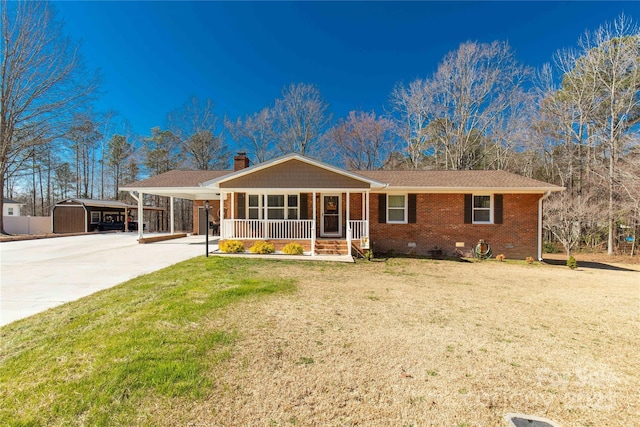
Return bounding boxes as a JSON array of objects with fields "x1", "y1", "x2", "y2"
[
  {"x1": 267, "y1": 195, "x2": 285, "y2": 219},
  {"x1": 248, "y1": 195, "x2": 260, "y2": 219},
  {"x1": 387, "y1": 194, "x2": 407, "y2": 223},
  {"x1": 7, "y1": 207, "x2": 14, "y2": 216},
  {"x1": 473, "y1": 195, "x2": 492, "y2": 223},
  {"x1": 247, "y1": 194, "x2": 299, "y2": 220},
  {"x1": 91, "y1": 211, "x2": 101, "y2": 224},
  {"x1": 287, "y1": 195, "x2": 299, "y2": 219}
]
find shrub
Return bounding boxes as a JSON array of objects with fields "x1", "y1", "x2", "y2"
[
  {"x1": 219, "y1": 240, "x2": 244, "y2": 253},
  {"x1": 543, "y1": 241, "x2": 561, "y2": 254},
  {"x1": 364, "y1": 249, "x2": 374, "y2": 261},
  {"x1": 525, "y1": 256, "x2": 534, "y2": 264},
  {"x1": 250, "y1": 241, "x2": 275, "y2": 254},
  {"x1": 496, "y1": 254, "x2": 506, "y2": 262},
  {"x1": 567, "y1": 255, "x2": 578, "y2": 269},
  {"x1": 282, "y1": 242, "x2": 304, "y2": 255}
]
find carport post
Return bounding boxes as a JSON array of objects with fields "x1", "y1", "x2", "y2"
[
  {"x1": 170, "y1": 196, "x2": 175, "y2": 234},
  {"x1": 204, "y1": 200, "x2": 210, "y2": 257}
]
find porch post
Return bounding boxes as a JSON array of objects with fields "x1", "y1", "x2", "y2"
[
  {"x1": 263, "y1": 192, "x2": 268, "y2": 239},
  {"x1": 311, "y1": 191, "x2": 316, "y2": 256},
  {"x1": 365, "y1": 191, "x2": 370, "y2": 237},
  {"x1": 220, "y1": 192, "x2": 225, "y2": 239},
  {"x1": 170, "y1": 196, "x2": 175, "y2": 234},
  {"x1": 346, "y1": 191, "x2": 351, "y2": 257}
]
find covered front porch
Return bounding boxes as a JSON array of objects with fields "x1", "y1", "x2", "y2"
[{"x1": 218, "y1": 191, "x2": 371, "y2": 256}]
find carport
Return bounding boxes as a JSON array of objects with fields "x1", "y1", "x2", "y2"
[{"x1": 52, "y1": 198, "x2": 165, "y2": 233}]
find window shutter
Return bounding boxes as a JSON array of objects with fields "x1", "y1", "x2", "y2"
[
  {"x1": 378, "y1": 194, "x2": 386, "y2": 223},
  {"x1": 464, "y1": 194, "x2": 472, "y2": 224},
  {"x1": 408, "y1": 194, "x2": 417, "y2": 224},
  {"x1": 494, "y1": 194, "x2": 503, "y2": 224},
  {"x1": 237, "y1": 193, "x2": 246, "y2": 219},
  {"x1": 299, "y1": 193, "x2": 308, "y2": 219}
]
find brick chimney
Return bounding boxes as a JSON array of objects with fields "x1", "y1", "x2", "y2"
[{"x1": 233, "y1": 152, "x2": 250, "y2": 171}]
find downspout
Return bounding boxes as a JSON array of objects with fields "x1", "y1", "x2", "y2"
[{"x1": 538, "y1": 191, "x2": 552, "y2": 261}]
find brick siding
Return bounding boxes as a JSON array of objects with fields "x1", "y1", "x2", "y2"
[{"x1": 370, "y1": 193, "x2": 540, "y2": 260}]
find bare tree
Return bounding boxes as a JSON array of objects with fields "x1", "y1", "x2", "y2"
[
  {"x1": 390, "y1": 41, "x2": 529, "y2": 171},
  {"x1": 325, "y1": 111, "x2": 397, "y2": 170},
  {"x1": 0, "y1": 0, "x2": 99, "y2": 233},
  {"x1": 543, "y1": 14, "x2": 640, "y2": 255},
  {"x1": 225, "y1": 108, "x2": 277, "y2": 163},
  {"x1": 68, "y1": 112, "x2": 101, "y2": 198},
  {"x1": 389, "y1": 79, "x2": 432, "y2": 169},
  {"x1": 273, "y1": 83, "x2": 330, "y2": 156},
  {"x1": 105, "y1": 134, "x2": 132, "y2": 199},
  {"x1": 544, "y1": 191, "x2": 600, "y2": 257},
  {"x1": 167, "y1": 96, "x2": 229, "y2": 170},
  {"x1": 430, "y1": 41, "x2": 530, "y2": 170}
]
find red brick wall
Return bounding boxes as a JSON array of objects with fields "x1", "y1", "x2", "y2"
[
  {"x1": 192, "y1": 200, "x2": 221, "y2": 235},
  {"x1": 369, "y1": 193, "x2": 540, "y2": 260}
]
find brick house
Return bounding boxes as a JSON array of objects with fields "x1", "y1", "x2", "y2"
[{"x1": 121, "y1": 153, "x2": 563, "y2": 260}]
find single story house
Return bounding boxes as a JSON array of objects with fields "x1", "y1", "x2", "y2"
[
  {"x1": 121, "y1": 153, "x2": 563, "y2": 259},
  {"x1": 3, "y1": 198, "x2": 23, "y2": 217}
]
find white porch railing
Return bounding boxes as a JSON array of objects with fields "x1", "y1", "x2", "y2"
[
  {"x1": 222, "y1": 219, "x2": 314, "y2": 240},
  {"x1": 349, "y1": 220, "x2": 368, "y2": 239}
]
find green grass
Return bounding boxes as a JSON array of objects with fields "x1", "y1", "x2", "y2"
[{"x1": 0, "y1": 257, "x2": 296, "y2": 426}]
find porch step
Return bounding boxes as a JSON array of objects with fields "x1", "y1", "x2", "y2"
[{"x1": 315, "y1": 240, "x2": 349, "y2": 255}]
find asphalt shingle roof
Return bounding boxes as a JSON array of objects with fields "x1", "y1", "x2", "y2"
[
  {"x1": 355, "y1": 170, "x2": 559, "y2": 189},
  {"x1": 124, "y1": 170, "x2": 230, "y2": 188}
]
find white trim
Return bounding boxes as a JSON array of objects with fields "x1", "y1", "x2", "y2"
[
  {"x1": 371, "y1": 187, "x2": 562, "y2": 194},
  {"x1": 538, "y1": 191, "x2": 552, "y2": 261},
  {"x1": 386, "y1": 193, "x2": 408, "y2": 224},
  {"x1": 472, "y1": 194, "x2": 493, "y2": 224}
]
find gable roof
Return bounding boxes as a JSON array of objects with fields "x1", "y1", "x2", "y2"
[
  {"x1": 202, "y1": 153, "x2": 387, "y2": 190},
  {"x1": 118, "y1": 155, "x2": 562, "y2": 198},
  {"x1": 357, "y1": 170, "x2": 562, "y2": 193}
]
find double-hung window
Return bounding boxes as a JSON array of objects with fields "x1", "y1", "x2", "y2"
[
  {"x1": 387, "y1": 194, "x2": 407, "y2": 224},
  {"x1": 90, "y1": 211, "x2": 101, "y2": 224},
  {"x1": 248, "y1": 194, "x2": 300, "y2": 220},
  {"x1": 473, "y1": 195, "x2": 492, "y2": 224}
]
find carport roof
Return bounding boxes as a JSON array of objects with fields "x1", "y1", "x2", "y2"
[{"x1": 54, "y1": 198, "x2": 164, "y2": 211}]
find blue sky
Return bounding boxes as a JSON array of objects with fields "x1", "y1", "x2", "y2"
[{"x1": 54, "y1": 1, "x2": 634, "y2": 138}]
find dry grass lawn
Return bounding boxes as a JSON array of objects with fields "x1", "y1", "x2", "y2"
[{"x1": 154, "y1": 257, "x2": 639, "y2": 427}]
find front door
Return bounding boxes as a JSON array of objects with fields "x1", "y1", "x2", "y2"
[{"x1": 321, "y1": 194, "x2": 341, "y2": 237}]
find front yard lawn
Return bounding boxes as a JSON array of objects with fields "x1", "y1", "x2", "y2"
[{"x1": 1, "y1": 257, "x2": 638, "y2": 426}]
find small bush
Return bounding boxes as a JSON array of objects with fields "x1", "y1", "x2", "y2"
[
  {"x1": 250, "y1": 241, "x2": 275, "y2": 254},
  {"x1": 364, "y1": 249, "x2": 374, "y2": 261},
  {"x1": 525, "y1": 256, "x2": 534, "y2": 264},
  {"x1": 495, "y1": 254, "x2": 506, "y2": 262},
  {"x1": 567, "y1": 255, "x2": 578, "y2": 269},
  {"x1": 282, "y1": 242, "x2": 304, "y2": 255},
  {"x1": 543, "y1": 241, "x2": 561, "y2": 254},
  {"x1": 219, "y1": 240, "x2": 245, "y2": 253}
]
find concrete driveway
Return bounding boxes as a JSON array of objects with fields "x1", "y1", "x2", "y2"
[{"x1": 0, "y1": 233, "x2": 215, "y2": 326}]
